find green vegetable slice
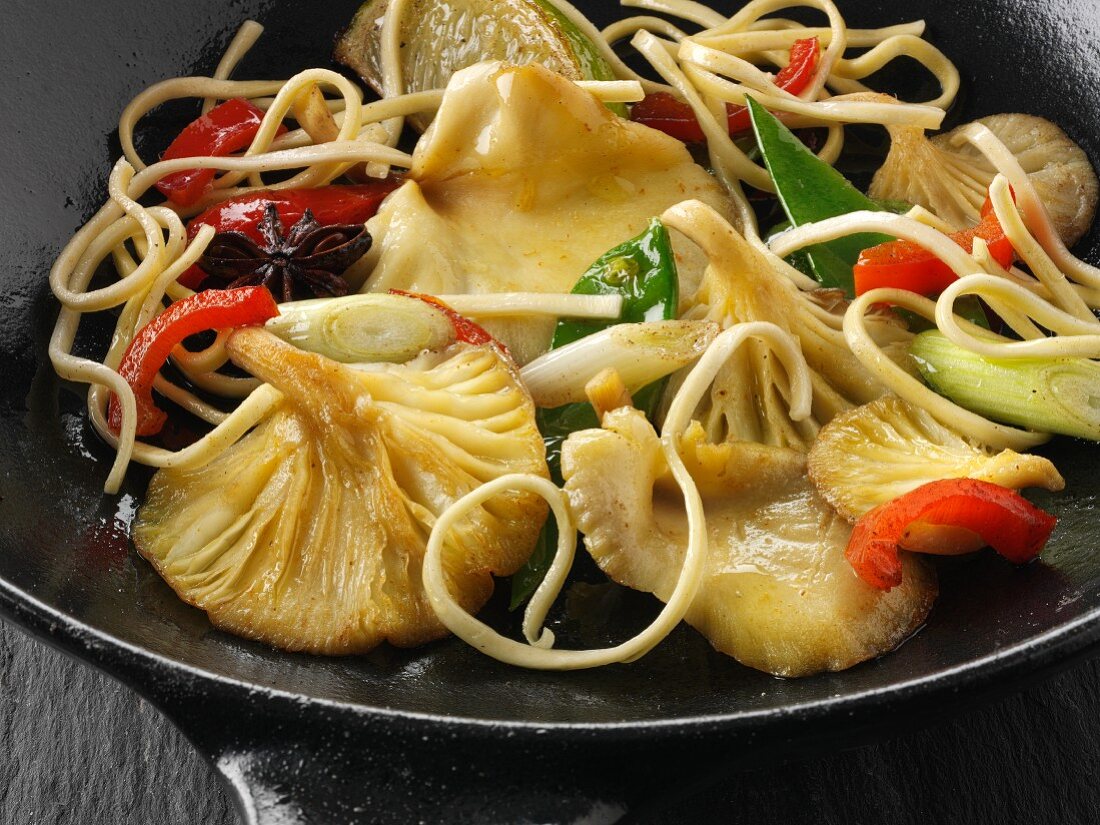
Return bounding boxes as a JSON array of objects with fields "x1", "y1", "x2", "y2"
[
  {"x1": 335, "y1": 0, "x2": 624, "y2": 128},
  {"x1": 911, "y1": 329, "x2": 1100, "y2": 440},
  {"x1": 510, "y1": 219, "x2": 679, "y2": 608}
]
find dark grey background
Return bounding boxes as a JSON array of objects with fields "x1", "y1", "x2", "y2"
[{"x1": 4, "y1": 621, "x2": 1098, "y2": 824}]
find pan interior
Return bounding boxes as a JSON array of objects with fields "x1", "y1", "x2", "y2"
[{"x1": 3, "y1": 0, "x2": 1100, "y2": 726}]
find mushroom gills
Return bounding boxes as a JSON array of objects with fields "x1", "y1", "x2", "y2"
[{"x1": 133, "y1": 328, "x2": 548, "y2": 654}]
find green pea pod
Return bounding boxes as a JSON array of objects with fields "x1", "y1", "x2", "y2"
[
  {"x1": 510, "y1": 219, "x2": 679, "y2": 609},
  {"x1": 749, "y1": 100, "x2": 988, "y2": 328},
  {"x1": 747, "y1": 97, "x2": 894, "y2": 294}
]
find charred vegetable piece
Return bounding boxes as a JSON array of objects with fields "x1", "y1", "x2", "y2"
[
  {"x1": 334, "y1": 0, "x2": 623, "y2": 129},
  {"x1": 846, "y1": 479, "x2": 1057, "y2": 591},
  {"x1": 156, "y1": 98, "x2": 286, "y2": 207},
  {"x1": 107, "y1": 286, "x2": 279, "y2": 436},
  {"x1": 510, "y1": 219, "x2": 679, "y2": 608}
]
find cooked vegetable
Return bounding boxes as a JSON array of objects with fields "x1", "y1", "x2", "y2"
[
  {"x1": 846, "y1": 479, "x2": 1057, "y2": 591},
  {"x1": 520, "y1": 321, "x2": 718, "y2": 408},
  {"x1": 363, "y1": 61, "x2": 730, "y2": 363},
  {"x1": 631, "y1": 37, "x2": 819, "y2": 142},
  {"x1": 748, "y1": 97, "x2": 893, "y2": 294},
  {"x1": 265, "y1": 292, "x2": 456, "y2": 363},
  {"x1": 808, "y1": 396, "x2": 1064, "y2": 522},
  {"x1": 911, "y1": 329, "x2": 1100, "y2": 440},
  {"x1": 132, "y1": 328, "x2": 548, "y2": 653},
  {"x1": 852, "y1": 205, "x2": 1014, "y2": 297},
  {"x1": 551, "y1": 219, "x2": 679, "y2": 347},
  {"x1": 870, "y1": 114, "x2": 1099, "y2": 246},
  {"x1": 107, "y1": 286, "x2": 278, "y2": 436},
  {"x1": 181, "y1": 182, "x2": 401, "y2": 289},
  {"x1": 155, "y1": 98, "x2": 284, "y2": 207},
  {"x1": 562, "y1": 406, "x2": 936, "y2": 677},
  {"x1": 334, "y1": 0, "x2": 622, "y2": 130},
  {"x1": 394, "y1": 291, "x2": 503, "y2": 350}
]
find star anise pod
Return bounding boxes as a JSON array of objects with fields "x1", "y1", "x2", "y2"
[{"x1": 199, "y1": 203, "x2": 373, "y2": 302}]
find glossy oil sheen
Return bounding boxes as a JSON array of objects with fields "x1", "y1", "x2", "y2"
[{"x1": 3, "y1": 1, "x2": 1100, "y2": 821}]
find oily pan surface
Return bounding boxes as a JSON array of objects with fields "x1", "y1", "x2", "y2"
[{"x1": 2, "y1": 0, "x2": 1100, "y2": 725}]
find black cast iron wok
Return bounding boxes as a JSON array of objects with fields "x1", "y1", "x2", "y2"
[{"x1": 4, "y1": 1, "x2": 1100, "y2": 822}]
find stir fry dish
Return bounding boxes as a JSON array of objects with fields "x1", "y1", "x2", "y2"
[{"x1": 48, "y1": 0, "x2": 1100, "y2": 677}]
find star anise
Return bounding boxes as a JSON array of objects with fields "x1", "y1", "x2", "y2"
[{"x1": 199, "y1": 203, "x2": 373, "y2": 302}]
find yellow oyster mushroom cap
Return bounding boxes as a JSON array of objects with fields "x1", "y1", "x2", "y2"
[
  {"x1": 133, "y1": 328, "x2": 548, "y2": 655},
  {"x1": 808, "y1": 395, "x2": 1065, "y2": 523},
  {"x1": 361, "y1": 61, "x2": 732, "y2": 363},
  {"x1": 562, "y1": 407, "x2": 936, "y2": 678}
]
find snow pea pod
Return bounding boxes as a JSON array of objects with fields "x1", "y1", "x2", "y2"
[{"x1": 747, "y1": 96, "x2": 894, "y2": 295}]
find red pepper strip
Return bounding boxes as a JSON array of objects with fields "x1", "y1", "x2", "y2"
[
  {"x1": 178, "y1": 180, "x2": 402, "y2": 288},
  {"x1": 156, "y1": 98, "x2": 288, "y2": 208},
  {"x1": 846, "y1": 479, "x2": 1057, "y2": 591},
  {"x1": 629, "y1": 93, "x2": 707, "y2": 143},
  {"x1": 852, "y1": 208, "x2": 1016, "y2": 297},
  {"x1": 630, "y1": 37, "x2": 820, "y2": 142},
  {"x1": 107, "y1": 287, "x2": 279, "y2": 437},
  {"x1": 389, "y1": 290, "x2": 509, "y2": 355},
  {"x1": 726, "y1": 37, "x2": 819, "y2": 134}
]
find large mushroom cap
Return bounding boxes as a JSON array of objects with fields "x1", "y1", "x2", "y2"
[
  {"x1": 562, "y1": 407, "x2": 936, "y2": 678},
  {"x1": 362, "y1": 62, "x2": 732, "y2": 363},
  {"x1": 133, "y1": 329, "x2": 548, "y2": 654}
]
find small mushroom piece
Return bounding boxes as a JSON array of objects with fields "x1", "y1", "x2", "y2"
[
  {"x1": 870, "y1": 114, "x2": 1099, "y2": 246},
  {"x1": 562, "y1": 407, "x2": 936, "y2": 678},
  {"x1": 133, "y1": 328, "x2": 548, "y2": 654},
  {"x1": 808, "y1": 395, "x2": 1065, "y2": 523}
]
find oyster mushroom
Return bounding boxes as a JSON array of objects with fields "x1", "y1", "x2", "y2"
[
  {"x1": 808, "y1": 395, "x2": 1065, "y2": 522},
  {"x1": 869, "y1": 113, "x2": 1098, "y2": 246},
  {"x1": 663, "y1": 200, "x2": 910, "y2": 449},
  {"x1": 361, "y1": 61, "x2": 732, "y2": 364},
  {"x1": 561, "y1": 406, "x2": 936, "y2": 677},
  {"x1": 132, "y1": 327, "x2": 548, "y2": 654}
]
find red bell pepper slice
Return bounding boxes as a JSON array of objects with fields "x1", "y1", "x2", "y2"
[
  {"x1": 631, "y1": 37, "x2": 819, "y2": 142},
  {"x1": 390, "y1": 290, "x2": 508, "y2": 355},
  {"x1": 852, "y1": 209, "x2": 1016, "y2": 297},
  {"x1": 108, "y1": 286, "x2": 279, "y2": 437},
  {"x1": 178, "y1": 180, "x2": 402, "y2": 289},
  {"x1": 846, "y1": 479, "x2": 1057, "y2": 591},
  {"x1": 156, "y1": 98, "x2": 287, "y2": 208}
]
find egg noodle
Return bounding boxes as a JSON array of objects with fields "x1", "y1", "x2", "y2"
[{"x1": 46, "y1": 0, "x2": 1100, "y2": 669}]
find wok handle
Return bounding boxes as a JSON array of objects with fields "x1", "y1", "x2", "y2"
[{"x1": 154, "y1": 687, "x2": 688, "y2": 824}]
